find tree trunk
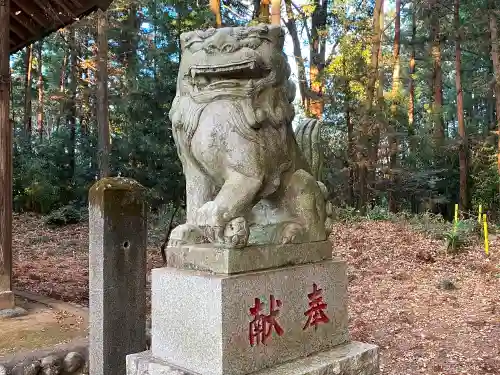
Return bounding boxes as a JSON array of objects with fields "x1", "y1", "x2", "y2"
[
  {"x1": 368, "y1": 6, "x2": 384, "y2": 202},
  {"x1": 125, "y1": 3, "x2": 139, "y2": 94},
  {"x1": 80, "y1": 40, "x2": 90, "y2": 137},
  {"x1": 271, "y1": 0, "x2": 281, "y2": 25},
  {"x1": 36, "y1": 41, "x2": 44, "y2": 141},
  {"x1": 343, "y1": 57, "x2": 354, "y2": 206},
  {"x1": 309, "y1": 0, "x2": 329, "y2": 118},
  {"x1": 23, "y1": 44, "x2": 33, "y2": 145},
  {"x1": 489, "y1": 4, "x2": 500, "y2": 186},
  {"x1": 67, "y1": 28, "x2": 78, "y2": 178},
  {"x1": 455, "y1": 0, "x2": 468, "y2": 211},
  {"x1": 284, "y1": 0, "x2": 327, "y2": 118},
  {"x1": 209, "y1": 0, "x2": 222, "y2": 27},
  {"x1": 346, "y1": 97, "x2": 354, "y2": 206},
  {"x1": 56, "y1": 44, "x2": 68, "y2": 131},
  {"x1": 257, "y1": 0, "x2": 270, "y2": 23},
  {"x1": 284, "y1": 0, "x2": 307, "y2": 107},
  {"x1": 388, "y1": 0, "x2": 401, "y2": 213},
  {"x1": 97, "y1": 9, "x2": 110, "y2": 179},
  {"x1": 124, "y1": 2, "x2": 140, "y2": 166},
  {"x1": 408, "y1": 6, "x2": 416, "y2": 154},
  {"x1": 47, "y1": 116, "x2": 53, "y2": 138},
  {"x1": 0, "y1": 0, "x2": 12, "y2": 302},
  {"x1": 488, "y1": 81, "x2": 496, "y2": 134},
  {"x1": 152, "y1": 0, "x2": 158, "y2": 83},
  {"x1": 359, "y1": 0, "x2": 384, "y2": 213},
  {"x1": 431, "y1": 9, "x2": 444, "y2": 146}
]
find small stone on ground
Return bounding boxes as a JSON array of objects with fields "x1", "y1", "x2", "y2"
[{"x1": 0, "y1": 307, "x2": 27, "y2": 319}]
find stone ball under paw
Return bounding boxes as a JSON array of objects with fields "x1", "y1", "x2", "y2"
[{"x1": 63, "y1": 352, "x2": 84, "y2": 373}]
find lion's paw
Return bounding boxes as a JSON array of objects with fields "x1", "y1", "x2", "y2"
[
  {"x1": 279, "y1": 222, "x2": 306, "y2": 244},
  {"x1": 196, "y1": 201, "x2": 227, "y2": 228},
  {"x1": 204, "y1": 225, "x2": 225, "y2": 245},
  {"x1": 168, "y1": 224, "x2": 205, "y2": 247}
]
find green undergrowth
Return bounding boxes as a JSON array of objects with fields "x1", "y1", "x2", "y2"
[{"x1": 332, "y1": 205, "x2": 496, "y2": 253}]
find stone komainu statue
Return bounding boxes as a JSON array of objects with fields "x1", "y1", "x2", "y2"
[{"x1": 168, "y1": 24, "x2": 333, "y2": 248}]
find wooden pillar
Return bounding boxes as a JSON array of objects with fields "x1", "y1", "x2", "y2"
[{"x1": 0, "y1": 0, "x2": 14, "y2": 310}]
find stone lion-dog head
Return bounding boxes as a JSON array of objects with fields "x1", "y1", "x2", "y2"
[{"x1": 170, "y1": 24, "x2": 296, "y2": 134}]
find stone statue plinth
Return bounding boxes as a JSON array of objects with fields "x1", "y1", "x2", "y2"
[
  {"x1": 126, "y1": 242, "x2": 378, "y2": 375},
  {"x1": 149, "y1": 255, "x2": 349, "y2": 375},
  {"x1": 126, "y1": 24, "x2": 379, "y2": 375}
]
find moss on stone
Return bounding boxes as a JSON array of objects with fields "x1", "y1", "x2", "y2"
[{"x1": 89, "y1": 177, "x2": 146, "y2": 221}]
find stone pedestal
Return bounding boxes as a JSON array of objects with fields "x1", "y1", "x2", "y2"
[
  {"x1": 127, "y1": 242, "x2": 379, "y2": 375},
  {"x1": 152, "y1": 260, "x2": 348, "y2": 375},
  {"x1": 127, "y1": 341, "x2": 379, "y2": 375}
]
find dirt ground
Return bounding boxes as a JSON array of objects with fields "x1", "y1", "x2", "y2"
[
  {"x1": 10, "y1": 213, "x2": 500, "y2": 374},
  {"x1": 0, "y1": 296, "x2": 87, "y2": 357}
]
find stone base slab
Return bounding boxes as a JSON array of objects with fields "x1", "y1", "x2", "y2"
[
  {"x1": 127, "y1": 341, "x2": 379, "y2": 375},
  {"x1": 151, "y1": 260, "x2": 348, "y2": 375},
  {"x1": 0, "y1": 306, "x2": 27, "y2": 319},
  {"x1": 166, "y1": 241, "x2": 332, "y2": 274},
  {"x1": 0, "y1": 291, "x2": 14, "y2": 310}
]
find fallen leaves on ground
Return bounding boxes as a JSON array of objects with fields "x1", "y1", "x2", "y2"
[
  {"x1": 330, "y1": 220, "x2": 500, "y2": 375},
  {"x1": 11, "y1": 213, "x2": 500, "y2": 374},
  {"x1": 12, "y1": 213, "x2": 163, "y2": 307}
]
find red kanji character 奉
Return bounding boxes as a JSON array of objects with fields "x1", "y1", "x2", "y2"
[
  {"x1": 248, "y1": 295, "x2": 284, "y2": 346},
  {"x1": 303, "y1": 283, "x2": 330, "y2": 330}
]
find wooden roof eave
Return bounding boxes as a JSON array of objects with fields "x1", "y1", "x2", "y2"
[{"x1": 9, "y1": 0, "x2": 113, "y2": 54}]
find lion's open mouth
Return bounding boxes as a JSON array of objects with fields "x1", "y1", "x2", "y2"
[
  {"x1": 188, "y1": 59, "x2": 269, "y2": 90},
  {"x1": 190, "y1": 60, "x2": 258, "y2": 77}
]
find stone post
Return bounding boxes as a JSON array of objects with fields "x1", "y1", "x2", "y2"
[{"x1": 89, "y1": 177, "x2": 147, "y2": 375}]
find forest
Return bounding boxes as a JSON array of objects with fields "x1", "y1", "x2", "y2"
[{"x1": 9, "y1": 0, "x2": 500, "y2": 224}]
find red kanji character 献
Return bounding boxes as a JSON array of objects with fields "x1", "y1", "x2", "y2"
[
  {"x1": 248, "y1": 295, "x2": 284, "y2": 346},
  {"x1": 303, "y1": 283, "x2": 330, "y2": 330}
]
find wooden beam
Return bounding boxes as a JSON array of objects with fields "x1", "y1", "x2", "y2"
[
  {"x1": 49, "y1": 0, "x2": 76, "y2": 19},
  {"x1": 31, "y1": 0, "x2": 68, "y2": 25},
  {"x1": 10, "y1": 16, "x2": 30, "y2": 40},
  {"x1": 0, "y1": 0, "x2": 14, "y2": 310},
  {"x1": 69, "y1": 0, "x2": 83, "y2": 8},
  {"x1": 11, "y1": 0, "x2": 47, "y2": 27},
  {"x1": 11, "y1": 4, "x2": 38, "y2": 35}
]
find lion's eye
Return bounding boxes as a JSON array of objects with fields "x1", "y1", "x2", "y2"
[
  {"x1": 221, "y1": 44, "x2": 234, "y2": 53},
  {"x1": 185, "y1": 39, "x2": 203, "y2": 49},
  {"x1": 240, "y1": 37, "x2": 262, "y2": 49}
]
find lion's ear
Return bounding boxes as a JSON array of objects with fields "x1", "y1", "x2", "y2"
[{"x1": 286, "y1": 80, "x2": 296, "y2": 103}]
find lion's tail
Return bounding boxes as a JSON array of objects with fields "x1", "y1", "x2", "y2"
[{"x1": 294, "y1": 118, "x2": 323, "y2": 181}]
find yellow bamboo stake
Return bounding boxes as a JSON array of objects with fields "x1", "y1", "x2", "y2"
[
  {"x1": 478, "y1": 204, "x2": 482, "y2": 224},
  {"x1": 483, "y1": 213, "x2": 489, "y2": 256},
  {"x1": 454, "y1": 203, "x2": 459, "y2": 232}
]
